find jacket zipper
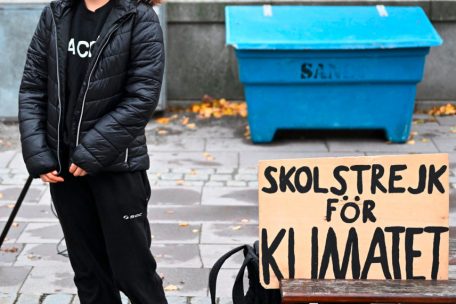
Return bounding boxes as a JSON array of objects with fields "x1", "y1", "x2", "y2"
[
  {"x1": 124, "y1": 147, "x2": 128, "y2": 163},
  {"x1": 76, "y1": 13, "x2": 135, "y2": 147},
  {"x1": 50, "y1": 11, "x2": 62, "y2": 175}
]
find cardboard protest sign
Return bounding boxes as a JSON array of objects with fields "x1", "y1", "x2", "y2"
[{"x1": 258, "y1": 154, "x2": 449, "y2": 289}]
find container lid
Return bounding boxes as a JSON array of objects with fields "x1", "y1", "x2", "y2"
[{"x1": 225, "y1": 5, "x2": 443, "y2": 50}]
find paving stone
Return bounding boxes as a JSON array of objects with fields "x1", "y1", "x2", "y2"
[
  {"x1": 158, "y1": 267, "x2": 210, "y2": 296},
  {"x1": 179, "y1": 181, "x2": 205, "y2": 187},
  {"x1": 436, "y1": 115, "x2": 456, "y2": 126},
  {"x1": 248, "y1": 182, "x2": 258, "y2": 188},
  {"x1": 0, "y1": 184, "x2": 46, "y2": 204},
  {"x1": 2, "y1": 174, "x2": 31, "y2": 186},
  {"x1": 201, "y1": 223, "x2": 258, "y2": 245},
  {"x1": 15, "y1": 244, "x2": 69, "y2": 267},
  {"x1": 161, "y1": 173, "x2": 185, "y2": 180},
  {"x1": 0, "y1": 221, "x2": 26, "y2": 244},
  {"x1": 16, "y1": 223, "x2": 63, "y2": 244},
  {"x1": 149, "y1": 187, "x2": 202, "y2": 206},
  {"x1": 226, "y1": 181, "x2": 247, "y2": 187},
  {"x1": 150, "y1": 223, "x2": 201, "y2": 244},
  {"x1": 37, "y1": 187, "x2": 53, "y2": 206},
  {"x1": 20, "y1": 265, "x2": 76, "y2": 294},
  {"x1": 42, "y1": 293, "x2": 74, "y2": 304},
  {"x1": 215, "y1": 168, "x2": 235, "y2": 174},
  {"x1": 189, "y1": 296, "x2": 211, "y2": 304},
  {"x1": 0, "y1": 244, "x2": 24, "y2": 266},
  {"x1": 237, "y1": 168, "x2": 257, "y2": 175},
  {"x1": 172, "y1": 168, "x2": 215, "y2": 174},
  {"x1": 412, "y1": 123, "x2": 456, "y2": 137},
  {"x1": 149, "y1": 152, "x2": 238, "y2": 171},
  {"x1": 148, "y1": 206, "x2": 258, "y2": 224},
  {"x1": 166, "y1": 296, "x2": 188, "y2": 304},
  {"x1": 218, "y1": 297, "x2": 233, "y2": 304},
  {"x1": 204, "y1": 181, "x2": 225, "y2": 187},
  {"x1": 432, "y1": 137, "x2": 456, "y2": 153},
  {"x1": 201, "y1": 187, "x2": 257, "y2": 206},
  {"x1": 239, "y1": 151, "x2": 365, "y2": 168},
  {"x1": 0, "y1": 266, "x2": 31, "y2": 293},
  {"x1": 234, "y1": 174, "x2": 256, "y2": 181},
  {"x1": 7, "y1": 153, "x2": 27, "y2": 172},
  {"x1": 0, "y1": 151, "x2": 16, "y2": 169},
  {"x1": 0, "y1": 292, "x2": 18, "y2": 304},
  {"x1": 184, "y1": 174, "x2": 209, "y2": 181},
  {"x1": 206, "y1": 137, "x2": 327, "y2": 153},
  {"x1": 209, "y1": 175, "x2": 232, "y2": 182},
  {"x1": 147, "y1": 137, "x2": 205, "y2": 152},
  {"x1": 199, "y1": 244, "x2": 244, "y2": 269},
  {"x1": 157, "y1": 181, "x2": 185, "y2": 187},
  {"x1": 151, "y1": 244, "x2": 202, "y2": 268},
  {"x1": 327, "y1": 138, "x2": 438, "y2": 153},
  {"x1": 0, "y1": 204, "x2": 58, "y2": 223},
  {"x1": 15, "y1": 293, "x2": 41, "y2": 304}
]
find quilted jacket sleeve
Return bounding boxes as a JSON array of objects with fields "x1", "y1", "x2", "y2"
[
  {"x1": 18, "y1": 5, "x2": 59, "y2": 178},
  {"x1": 71, "y1": 5, "x2": 165, "y2": 175}
]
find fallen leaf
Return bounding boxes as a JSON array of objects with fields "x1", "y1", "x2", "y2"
[
  {"x1": 155, "y1": 117, "x2": 171, "y2": 124},
  {"x1": 157, "y1": 129, "x2": 169, "y2": 135},
  {"x1": 428, "y1": 103, "x2": 456, "y2": 116},
  {"x1": 181, "y1": 117, "x2": 189, "y2": 125},
  {"x1": 179, "y1": 221, "x2": 189, "y2": 227},
  {"x1": 232, "y1": 225, "x2": 242, "y2": 231},
  {"x1": 0, "y1": 246, "x2": 18, "y2": 253},
  {"x1": 164, "y1": 284, "x2": 179, "y2": 291}
]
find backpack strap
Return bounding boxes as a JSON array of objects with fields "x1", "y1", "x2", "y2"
[
  {"x1": 232, "y1": 253, "x2": 255, "y2": 304},
  {"x1": 209, "y1": 245, "x2": 249, "y2": 304}
]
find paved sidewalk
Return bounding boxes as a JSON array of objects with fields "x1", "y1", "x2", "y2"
[{"x1": 1, "y1": 113, "x2": 456, "y2": 303}]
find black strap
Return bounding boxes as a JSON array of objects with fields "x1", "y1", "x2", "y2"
[
  {"x1": 209, "y1": 245, "x2": 249, "y2": 304},
  {"x1": 232, "y1": 254, "x2": 254, "y2": 304}
]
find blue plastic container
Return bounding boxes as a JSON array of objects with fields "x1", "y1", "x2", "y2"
[{"x1": 225, "y1": 5, "x2": 443, "y2": 143}]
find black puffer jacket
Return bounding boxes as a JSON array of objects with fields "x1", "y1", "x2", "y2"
[{"x1": 18, "y1": 0, "x2": 165, "y2": 178}]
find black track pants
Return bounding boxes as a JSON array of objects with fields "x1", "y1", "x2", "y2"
[{"x1": 49, "y1": 144, "x2": 167, "y2": 304}]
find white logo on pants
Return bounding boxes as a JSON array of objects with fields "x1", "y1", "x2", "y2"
[{"x1": 123, "y1": 212, "x2": 143, "y2": 220}]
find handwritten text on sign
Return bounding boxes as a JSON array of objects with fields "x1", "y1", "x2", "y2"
[{"x1": 258, "y1": 154, "x2": 449, "y2": 289}]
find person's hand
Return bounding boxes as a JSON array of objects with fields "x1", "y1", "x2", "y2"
[
  {"x1": 40, "y1": 170, "x2": 64, "y2": 183},
  {"x1": 69, "y1": 163, "x2": 88, "y2": 177}
]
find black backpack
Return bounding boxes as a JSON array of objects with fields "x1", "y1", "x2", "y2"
[{"x1": 209, "y1": 241, "x2": 282, "y2": 304}]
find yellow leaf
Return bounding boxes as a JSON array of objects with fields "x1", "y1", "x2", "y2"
[
  {"x1": 179, "y1": 221, "x2": 189, "y2": 227},
  {"x1": 155, "y1": 117, "x2": 170, "y2": 124},
  {"x1": 164, "y1": 284, "x2": 179, "y2": 291}
]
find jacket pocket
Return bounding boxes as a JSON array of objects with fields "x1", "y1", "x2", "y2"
[{"x1": 139, "y1": 170, "x2": 151, "y2": 204}]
